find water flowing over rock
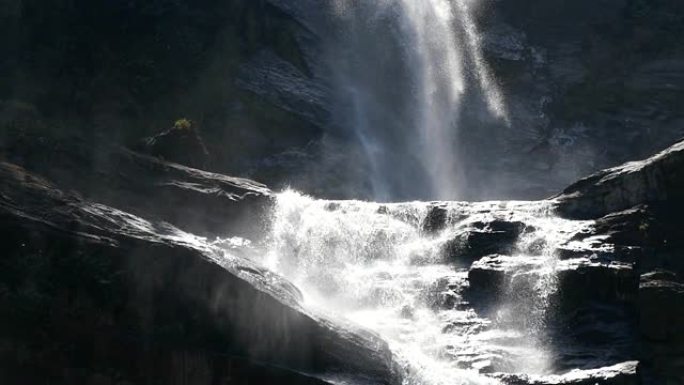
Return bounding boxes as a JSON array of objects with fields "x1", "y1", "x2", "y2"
[
  {"x1": 260, "y1": 0, "x2": 509, "y2": 201},
  {"x1": 0, "y1": 162, "x2": 399, "y2": 385},
  {"x1": 258, "y1": 190, "x2": 642, "y2": 384},
  {"x1": 6, "y1": 135, "x2": 684, "y2": 384}
]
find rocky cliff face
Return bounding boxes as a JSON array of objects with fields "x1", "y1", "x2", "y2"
[
  {"x1": 2, "y1": 133, "x2": 684, "y2": 385},
  {"x1": 0, "y1": 160, "x2": 400, "y2": 385},
  {"x1": 0, "y1": 0, "x2": 321, "y2": 185},
  {"x1": 455, "y1": 0, "x2": 684, "y2": 199},
  {"x1": 249, "y1": 0, "x2": 684, "y2": 199},
  {"x1": 553, "y1": 139, "x2": 684, "y2": 383},
  {"x1": 2, "y1": 0, "x2": 682, "y2": 200}
]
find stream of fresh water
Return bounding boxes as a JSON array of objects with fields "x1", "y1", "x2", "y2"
[
  {"x1": 321, "y1": 0, "x2": 508, "y2": 200},
  {"x1": 257, "y1": 190, "x2": 588, "y2": 385}
]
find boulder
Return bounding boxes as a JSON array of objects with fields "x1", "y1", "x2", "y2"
[
  {"x1": 0, "y1": 162, "x2": 400, "y2": 385},
  {"x1": 555, "y1": 139, "x2": 684, "y2": 220},
  {"x1": 0, "y1": 130, "x2": 273, "y2": 238},
  {"x1": 443, "y1": 220, "x2": 528, "y2": 263},
  {"x1": 421, "y1": 205, "x2": 449, "y2": 234}
]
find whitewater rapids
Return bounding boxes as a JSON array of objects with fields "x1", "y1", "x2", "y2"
[{"x1": 249, "y1": 190, "x2": 592, "y2": 385}]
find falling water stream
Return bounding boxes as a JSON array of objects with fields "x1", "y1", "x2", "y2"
[
  {"x1": 238, "y1": 1, "x2": 582, "y2": 383},
  {"x1": 322, "y1": 0, "x2": 508, "y2": 201},
  {"x1": 255, "y1": 190, "x2": 590, "y2": 385}
]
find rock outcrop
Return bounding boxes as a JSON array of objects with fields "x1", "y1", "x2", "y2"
[
  {"x1": 0, "y1": 162, "x2": 399, "y2": 385},
  {"x1": 442, "y1": 220, "x2": 528, "y2": 263},
  {"x1": 555, "y1": 139, "x2": 684, "y2": 219},
  {"x1": 1, "y1": 130, "x2": 272, "y2": 238},
  {"x1": 547, "y1": 138, "x2": 684, "y2": 384},
  {"x1": 467, "y1": 255, "x2": 637, "y2": 308},
  {"x1": 638, "y1": 271, "x2": 684, "y2": 382},
  {"x1": 135, "y1": 120, "x2": 211, "y2": 170}
]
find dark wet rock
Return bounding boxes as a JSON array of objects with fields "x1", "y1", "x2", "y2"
[
  {"x1": 466, "y1": 0, "x2": 684, "y2": 200},
  {"x1": 422, "y1": 205, "x2": 449, "y2": 234},
  {"x1": 325, "y1": 202, "x2": 341, "y2": 211},
  {"x1": 443, "y1": 220, "x2": 528, "y2": 263},
  {"x1": 135, "y1": 120, "x2": 210, "y2": 170},
  {"x1": 638, "y1": 271, "x2": 684, "y2": 384},
  {"x1": 467, "y1": 255, "x2": 512, "y2": 297},
  {"x1": 1, "y1": 131, "x2": 273, "y2": 238},
  {"x1": 555, "y1": 258, "x2": 638, "y2": 310},
  {"x1": 0, "y1": 0, "x2": 324, "y2": 197},
  {"x1": 0, "y1": 162, "x2": 399, "y2": 385},
  {"x1": 467, "y1": 255, "x2": 637, "y2": 308},
  {"x1": 558, "y1": 204, "x2": 684, "y2": 275},
  {"x1": 491, "y1": 360, "x2": 639, "y2": 385},
  {"x1": 555, "y1": 140, "x2": 684, "y2": 220},
  {"x1": 425, "y1": 274, "x2": 469, "y2": 310},
  {"x1": 236, "y1": 49, "x2": 330, "y2": 128},
  {"x1": 549, "y1": 303, "x2": 638, "y2": 373},
  {"x1": 638, "y1": 270, "x2": 684, "y2": 342}
]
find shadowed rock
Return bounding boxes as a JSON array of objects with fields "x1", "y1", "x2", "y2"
[
  {"x1": 639, "y1": 270, "x2": 684, "y2": 342},
  {"x1": 421, "y1": 205, "x2": 449, "y2": 234},
  {"x1": 135, "y1": 121, "x2": 210, "y2": 170},
  {"x1": 638, "y1": 271, "x2": 684, "y2": 383},
  {"x1": 0, "y1": 162, "x2": 399, "y2": 385},
  {"x1": 555, "y1": 139, "x2": 684, "y2": 220},
  {"x1": 1, "y1": 131, "x2": 273, "y2": 237},
  {"x1": 468, "y1": 255, "x2": 637, "y2": 308},
  {"x1": 443, "y1": 220, "x2": 528, "y2": 263}
]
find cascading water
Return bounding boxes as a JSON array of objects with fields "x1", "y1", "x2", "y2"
[
  {"x1": 257, "y1": 190, "x2": 590, "y2": 385},
  {"x1": 324, "y1": 0, "x2": 508, "y2": 201}
]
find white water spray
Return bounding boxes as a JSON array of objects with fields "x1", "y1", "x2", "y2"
[
  {"x1": 260, "y1": 190, "x2": 588, "y2": 385},
  {"x1": 326, "y1": 0, "x2": 508, "y2": 200}
]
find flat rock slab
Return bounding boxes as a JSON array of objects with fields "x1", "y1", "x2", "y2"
[{"x1": 492, "y1": 360, "x2": 639, "y2": 385}]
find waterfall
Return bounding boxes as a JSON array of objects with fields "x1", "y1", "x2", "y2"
[
  {"x1": 324, "y1": 0, "x2": 508, "y2": 201},
  {"x1": 259, "y1": 190, "x2": 588, "y2": 385}
]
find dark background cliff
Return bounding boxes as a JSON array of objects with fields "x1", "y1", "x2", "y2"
[
  {"x1": 1, "y1": 0, "x2": 683, "y2": 199},
  {"x1": 0, "y1": 0, "x2": 320, "y2": 182}
]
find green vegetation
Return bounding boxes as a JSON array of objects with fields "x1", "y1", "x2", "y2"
[{"x1": 173, "y1": 118, "x2": 193, "y2": 131}]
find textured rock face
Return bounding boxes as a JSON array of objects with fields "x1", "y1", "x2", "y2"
[
  {"x1": 0, "y1": 162, "x2": 399, "y2": 385},
  {"x1": 493, "y1": 361, "x2": 639, "y2": 385},
  {"x1": 638, "y1": 271, "x2": 684, "y2": 383},
  {"x1": 2, "y1": 0, "x2": 682, "y2": 200},
  {"x1": 469, "y1": 0, "x2": 684, "y2": 200},
  {"x1": 468, "y1": 255, "x2": 637, "y2": 307},
  {"x1": 555, "y1": 139, "x2": 684, "y2": 219},
  {"x1": 639, "y1": 271, "x2": 684, "y2": 341},
  {"x1": 443, "y1": 220, "x2": 528, "y2": 263},
  {"x1": 136, "y1": 122, "x2": 210, "y2": 170},
  {"x1": 0, "y1": 0, "x2": 322, "y2": 190},
  {"x1": 1, "y1": 131, "x2": 273, "y2": 238},
  {"x1": 543, "y1": 138, "x2": 684, "y2": 383}
]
